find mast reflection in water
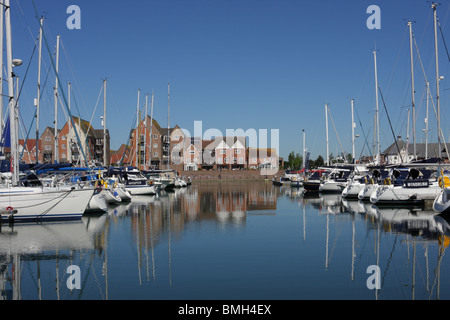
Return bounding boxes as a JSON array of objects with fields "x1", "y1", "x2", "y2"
[{"x1": 1, "y1": 180, "x2": 450, "y2": 300}]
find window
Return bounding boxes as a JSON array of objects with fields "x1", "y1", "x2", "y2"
[
  {"x1": 153, "y1": 134, "x2": 158, "y2": 139},
  {"x1": 235, "y1": 149, "x2": 241, "y2": 154},
  {"x1": 220, "y1": 149, "x2": 226, "y2": 155},
  {"x1": 45, "y1": 136, "x2": 51, "y2": 142},
  {"x1": 45, "y1": 145, "x2": 51, "y2": 150},
  {"x1": 61, "y1": 135, "x2": 66, "y2": 141},
  {"x1": 62, "y1": 145, "x2": 66, "y2": 149},
  {"x1": 153, "y1": 143, "x2": 158, "y2": 148},
  {"x1": 153, "y1": 152, "x2": 158, "y2": 157},
  {"x1": 190, "y1": 150, "x2": 195, "y2": 154}
]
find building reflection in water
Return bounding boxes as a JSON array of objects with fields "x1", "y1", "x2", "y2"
[{"x1": 3, "y1": 181, "x2": 450, "y2": 300}]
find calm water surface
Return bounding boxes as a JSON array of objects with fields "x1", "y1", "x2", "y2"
[{"x1": 1, "y1": 180, "x2": 450, "y2": 300}]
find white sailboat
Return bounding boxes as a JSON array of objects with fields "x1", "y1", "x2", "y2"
[{"x1": 0, "y1": 1, "x2": 94, "y2": 222}]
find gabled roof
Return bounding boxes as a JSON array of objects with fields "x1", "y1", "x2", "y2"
[
  {"x1": 19, "y1": 139, "x2": 41, "y2": 152},
  {"x1": 216, "y1": 140, "x2": 230, "y2": 149},
  {"x1": 382, "y1": 137, "x2": 450, "y2": 159},
  {"x1": 231, "y1": 140, "x2": 245, "y2": 149}
]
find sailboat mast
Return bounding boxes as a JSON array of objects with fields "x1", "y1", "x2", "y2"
[
  {"x1": 425, "y1": 81, "x2": 429, "y2": 159},
  {"x1": 149, "y1": 91, "x2": 154, "y2": 170},
  {"x1": 325, "y1": 103, "x2": 329, "y2": 166},
  {"x1": 103, "y1": 79, "x2": 107, "y2": 167},
  {"x1": 136, "y1": 89, "x2": 140, "y2": 168},
  {"x1": 68, "y1": 82, "x2": 71, "y2": 163},
  {"x1": 433, "y1": 3, "x2": 441, "y2": 160},
  {"x1": 373, "y1": 50, "x2": 380, "y2": 165},
  {"x1": 0, "y1": 0, "x2": 3, "y2": 154},
  {"x1": 54, "y1": 34, "x2": 60, "y2": 164},
  {"x1": 408, "y1": 21, "x2": 416, "y2": 160},
  {"x1": 35, "y1": 17, "x2": 43, "y2": 164},
  {"x1": 144, "y1": 93, "x2": 148, "y2": 170},
  {"x1": 351, "y1": 99, "x2": 355, "y2": 163},
  {"x1": 302, "y1": 129, "x2": 305, "y2": 170},
  {"x1": 167, "y1": 82, "x2": 170, "y2": 169},
  {"x1": 4, "y1": 0, "x2": 18, "y2": 185}
]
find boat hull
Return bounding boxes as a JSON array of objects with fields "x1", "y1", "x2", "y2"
[
  {"x1": 0, "y1": 187, "x2": 94, "y2": 222},
  {"x1": 125, "y1": 185, "x2": 157, "y2": 195},
  {"x1": 433, "y1": 188, "x2": 450, "y2": 213},
  {"x1": 371, "y1": 184, "x2": 441, "y2": 205}
]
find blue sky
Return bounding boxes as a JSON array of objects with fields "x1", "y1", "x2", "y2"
[{"x1": 10, "y1": 0, "x2": 450, "y2": 161}]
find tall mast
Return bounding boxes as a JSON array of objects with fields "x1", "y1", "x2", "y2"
[
  {"x1": 68, "y1": 82, "x2": 71, "y2": 163},
  {"x1": 302, "y1": 129, "x2": 305, "y2": 170},
  {"x1": 167, "y1": 82, "x2": 170, "y2": 169},
  {"x1": 0, "y1": 1, "x2": 4, "y2": 154},
  {"x1": 325, "y1": 104, "x2": 329, "y2": 166},
  {"x1": 351, "y1": 99, "x2": 356, "y2": 163},
  {"x1": 433, "y1": 3, "x2": 441, "y2": 160},
  {"x1": 425, "y1": 81, "x2": 429, "y2": 159},
  {"x1": 54, "y1": 34, "x2": 60, "y2": 164},
  {"x1": 144, "y1": 93, "x2": 148, "y2": 170},
  {"x1": 136, "y1": 89, "x2": 140, "y2": 168},
  {"x1": 408, "y1": 21, "x2": 416, "y2": 160},
  {"x1": 5, "y1": 0, "x2": 18, "y2": 185},
  {"x1": 103, "y1": 79, "x2": 107, "y2": 167},
  {"x1": 373, "y1": 50, "x2": 380, "y2": 165},
  {"x1": 35, "y1": 17, "x2": 43, "y2": 163},
  {"x1": 149, "y1": 91, "x2": 154, "y2": 170}
]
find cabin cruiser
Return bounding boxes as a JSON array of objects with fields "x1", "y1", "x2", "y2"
[
  {"x1": 303, "y1": 169, "x2": 326, "y2": 192},
  {"x1": 319, "y1": 167, "x2": 351, "y2": 193},
  {"x1": 370, "y1": 168, "x2": 440, "y2": 205},
  {"x1": 106, "y1": 167, "x2": 158, "y2": 195}
]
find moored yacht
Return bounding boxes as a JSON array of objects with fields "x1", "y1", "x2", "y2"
[{"x1": 370, "y1": 168, "x2": 440, "y2": 205}]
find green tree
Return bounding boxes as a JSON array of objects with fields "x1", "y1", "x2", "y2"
[
  {"x1": 293, "y1": 153, "x2": 303, "y2": 170},
  {"x1": 315, "y1": 155, "x2": 324, "y2": 168}
]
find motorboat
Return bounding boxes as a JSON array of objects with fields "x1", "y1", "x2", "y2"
[
  {"x1": 106, "y1": 167, "x2": 158, "y2": 195},
  {"x1": 302, "y1": 169, "x2": 326, "y2": 192},
  {"x1": 319, "y1": 167, "x2": 351, "y2": 193},
  {"x1": 371, "y1": 168, "x2": 440, "y2": 205}
]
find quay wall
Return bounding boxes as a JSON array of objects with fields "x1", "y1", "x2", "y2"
[{"x1": 179, "y1": 169, "x2": 285, "y2": 181}]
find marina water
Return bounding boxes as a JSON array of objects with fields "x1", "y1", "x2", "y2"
[{"x1": 1, "y1": 180, "x2": 449, "y2": 300}]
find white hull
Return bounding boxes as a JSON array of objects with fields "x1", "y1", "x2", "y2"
[
  {"x1": 103, "y1": 188, "x2": 122, "y2": 204},
  {"x1": 86, "y1": 191, "x2": 108, "y2": 212},
  {"x1": 319, "y1": 181, "x2": 346, "y2": 193},
  {"x1": 116, "y1": 186, "x2": 132, "y2": 201},
  {"x1": 0, "y1": 186, "x2": 94, "y2": 222},
  {"x1": 371, "y1": 182, "x2": 441, "y2": 204},
  {"x1": 342, "y1": 182, "x2": 364, "y2": 198},
  {"x1": 433, "y1": 187, "x2": 450, "y2": 213},
  {"x1": 358, "y1": 184, "x2": 378, "y2": 200},
  {"x1": 125, "y1": 184, "x2": 157, "y2": 195},
  {"x1": 290, "y1": 180, "x2": 303, "y2": 188}
]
